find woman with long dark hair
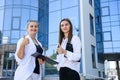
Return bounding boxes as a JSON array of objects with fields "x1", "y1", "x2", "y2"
[{"x1": 56, "y1": 18, "x2": 81, "y2": 80}]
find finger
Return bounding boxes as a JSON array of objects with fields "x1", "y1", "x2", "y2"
[
  {"x1": 23, "y1": 35, "x2": 26, "y2": 39},
  {"x1": 58, "y1": 43, "x2": 61, "y2": 48}
]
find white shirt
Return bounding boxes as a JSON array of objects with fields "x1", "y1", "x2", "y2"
[
  {"x1": 14, "y1": 35, "x2": 42, "y2": 80},
  {"x1": 56, "y1": 35, "x2": 81, "y2": 73}
]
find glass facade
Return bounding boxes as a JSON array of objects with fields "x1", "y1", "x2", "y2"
[
  {"x1": 0, "y1": 31, "x2": 1, "y2": 44},
  {"x1": 101, "y1": 0, "x2": 120, "y2": 53},
  {"x1": 0, "y1": 0, "x2": 49, "y2": 79},
  {"x1": 46, "y1": 0, "x2": 80, "y2": 75},
  {"x1": 94, "y1": 0, "x2": 104, "y2": 63},
  {"x1": 2, "y1": 0, "x2": 39, "y2": 44}
]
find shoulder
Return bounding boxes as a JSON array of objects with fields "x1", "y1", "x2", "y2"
[{"x1": 72, "y1": 35, "x2": 80, "y2": 41}]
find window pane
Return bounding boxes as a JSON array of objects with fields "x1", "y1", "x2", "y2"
[
  {"x1": 91, "y1": 45, "x2": 96, "y2": 68},
  {"x1": 111, "y1": 26, "x2": 120, "y2": 40},
  {"x1": 90, "y1": 14, "x2": 94, "y2": 35},
  {"x1": 109, "y1": 1, "x2": 118, "y2": 15},
  {"x1": 11, "y1": 30, "x2": 20, "y2": 39},
  {"x1": 30, "y1": 10, "x2": 38, "y2": 20},
  {"x1": 102, "y1": 16, "x2": 110, "y2": 23},
  {"x1": 102, "y1": 7, "x2": 109, "y2": 16},
  {"x1": 4, "y1": 9, "x2": 12, "y2": 30},
  {"x1": 12, "y1": 17, "x2": 20, "y2": 29},
  {"x1": 0, "y1": 0, "x2": 5, "y2": 6},
  {"x1": 13, "y1": 8, "x2": 21, "y2": 16},
  {"x1": 49, "y1": 11, "x2": 61, "y2": 32},
  {"x1": 62, "y1": 7, "x2": 79, "y2": 28},
  {"x1": 30, "y1": 0, "x2": 38, "y2": 7},
  {"x1": 49, "y1": 0, "x2": 60, "y2": 12},
  {"x1": 110, "y1": 15, "x2": 119, "y2": 22},
  {"x1": 21, "y1": 9, "x2": 30, "y2": 30},
  {"x1": 0, "y1": 10, "x2": 4, "y2": 30},
  {"x1": 62, "y1": 0, "x2": 78, "y2": 9},
  {"x1": 13, "y1": 0, "x2": 21, "y2": 5},
  {"x1": 22, "y1": 0, "x2": 30, "y2": 6},
  {"x1": 103, "y1": 31, "x2": 111, "y2": 41},
  {"x1": 104, "y1": 42, "x2": 112, "y2": 48}
]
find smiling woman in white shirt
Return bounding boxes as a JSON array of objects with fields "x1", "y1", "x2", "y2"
[
  {"x1": 14, "y1": 20, "x2": 44, "y2": 80},
  {"x1": 56, "y1": 18, "x2": 81, "y2": 80}
]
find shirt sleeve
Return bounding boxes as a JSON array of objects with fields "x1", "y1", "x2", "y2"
[
  {"x1": 14, "y1": 38, "x2": 23, "y2": 65},
  {"x1": 65, "y1": 36, "x2": 81, "y2": 62}
]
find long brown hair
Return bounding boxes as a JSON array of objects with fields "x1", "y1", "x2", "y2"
[{"x1": 58, "y1": 18, "x2": 73, "y2": 45}]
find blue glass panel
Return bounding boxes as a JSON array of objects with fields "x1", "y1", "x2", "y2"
[
  {"x1": 4, "y1": 9, "x2": 12, "y2": 30},
  {"x1": 21, "y1": 9, "x2": 30, "y2": 30},
  {"x1": 111, "y1": 26, "x2": 120, "y2": 40},
  {"x1": 104, "y1": 48, "x2": 113, "y2": 53},
  {"x1": 12, "y1": 17, "x2": 20, "y2": 29},
  {"x1": 3, "y1": 31, "x2": 10, "y2": 38},
  {"x1": 30, "y1": 0, "x2": 38, "y2": 7},
  {"x1": 20, "y1": 31, "x2": 26, "y2": 37},
  {"x1": 49, "y1": 32, "x2": 58, "y2": 45},
  {"x1": 22, "y1": 0, "x2": 30, "y2": 6},
  {"x1": 0, "y1": 10, "x2": 4, "y2": 30},
  {"x1": 62, "y1": 0, "x2": 78, "y2": 9},
  {"x1": 102, "y1": 16, "x2": 110, "y2": 23},
  {"x1": 100, "y1": 0, "x2": 108, "y2": 3},
  {"x1": 13, "y1": 8, "x2": 21, "y2": 16},
  {"x1": 49, "y1": 11, "x2": 61, "y2": 32},
  {"x1": 0, "y1": 0, "x2": 5, "y2": 6},
  {"x1": 49, "y1": 0, "x2": 60, "y2": 12},
  {"x1": 113, "y1": 41, "x2": 120, "y2": 48},
  {"x1": 111, "y1": 21, "x2": 119, "y2": 26},
  {"x1": 104, "y1": 42, "x2": 112, "y2": 48},
  {"x1": 11, "y1": 30, "x2": 20, "y2": 39},
  {"x1": 109, "y1": 1, "x2": 118, "y2": 15},
  {"x1": 30, "y1": 10, "x2": 38, "y2": 20},
  {"x1": 102, "y1": 27, "x2": 110, "y2": 32},
  {"x1": 103, "y1": 32, "x2": 111, "y2": 41},
  {"x1": 101, "y1": 2, "x2": 108, "y2": 7},
  {"x1": 110, "y1": 15, "x2": 119, "y2": 22},
  {"x1": 102, "y1": 22, "x2": 110, "y2": 27},
  {"x1": 13, "y1": 0, "x2": 21, "y2": 5},
  {"x1": 102, "y1": 7, "x2": 109, "y2": 16},
  {"x1": 62, "y1": 7, "x2": 79, "y2": 29},
  {"x1": 10, "y1": 39, "x2": 18, "y2": 44}
]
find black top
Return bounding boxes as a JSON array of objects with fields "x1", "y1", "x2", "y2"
[{"x1": 33, "y1": 44, "x2": 43, "y2": 74}]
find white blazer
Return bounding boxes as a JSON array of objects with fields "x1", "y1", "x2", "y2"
[
  {"x1": 14, "y1": 35, "x2": 42, "y2": 80},
  {"x1": 56, "y1": 35, "x2": 81, "y2": 73}
]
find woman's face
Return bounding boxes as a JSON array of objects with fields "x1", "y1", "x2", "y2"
[
  {"x1": 27, "y1": 22, "x2": 38, "y2": 35},
  {"x1": 60, "y1": 20, "x2": 70, "y2": 34}
]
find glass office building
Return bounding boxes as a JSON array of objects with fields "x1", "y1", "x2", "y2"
[
  {"x1": 101, "y1": 0, "x2": 120, "y2": 79},
  {"x1": 101, "y1": 0, "x2": 120, "y2": 53},
  {"x1": 0, "y1": 0, "x2": 48, "y2": 79},
  {"x1": 2, "y1": 0, "x2": 120, "y2": 79}
]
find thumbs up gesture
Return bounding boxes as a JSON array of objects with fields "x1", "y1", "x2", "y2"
[
  {"x1": 21, "y1": 35, "x2": 29, "y2": 46},
  {"x1": 56, "y1": 43, "x2": 67, "y2": 55}
]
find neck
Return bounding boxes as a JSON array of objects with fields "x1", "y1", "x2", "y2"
[
  {"x1": 64, "y1": 33, "x2": 68, "y2": 39},
  {"x1": 29, "y1": 34, "x2": 36, "y2": 40}
]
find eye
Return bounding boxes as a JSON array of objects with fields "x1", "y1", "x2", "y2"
[
  {"x1": 30, "y1": 25, "x2": 33, "y2": 28},
  {"x1": 35, "y1": 25, "x2": 38, "y2": 28}
]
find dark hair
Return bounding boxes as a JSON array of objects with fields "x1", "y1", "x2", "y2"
[{"x1": 58, "y1": 18, "x2": 73, "y2": 45}]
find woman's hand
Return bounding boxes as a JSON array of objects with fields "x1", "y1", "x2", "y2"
[
  {"x1": 56, "y1": 44, "x2": 67, "y2": 55},
  {"x1": 38, "y1": 58, "x2": 45, "y2": 64},
  {"x1": 21, "y1": 35, "x2": 29, "y2": 46}
]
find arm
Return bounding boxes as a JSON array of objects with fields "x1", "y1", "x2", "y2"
[
  {"x1": 65, "y1": 36, "x2": 81, "y2": 61},
  {"x1": 16, "y1": 36, "x2": 29, "y2": 59}
]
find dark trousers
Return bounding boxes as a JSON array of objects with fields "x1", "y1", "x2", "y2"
[{"x1": 59, "y1": 67, "x2": 80, "y2": 80}]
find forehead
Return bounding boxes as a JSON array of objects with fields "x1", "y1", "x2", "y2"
[
  {"x1": 61, "y1": 20, "x2": 69, "y2": 24},
  {"x1": 29, "y1": 22, "x2": 38, "y2": 25}
]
